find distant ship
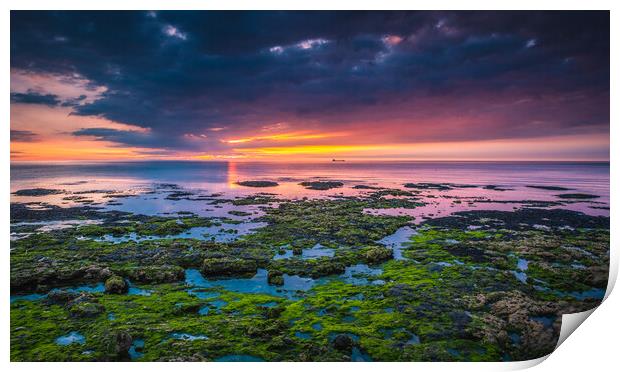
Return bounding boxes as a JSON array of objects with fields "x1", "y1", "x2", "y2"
[{"x1": 332, "y1": 159, "x2": 345, "y2": 162}]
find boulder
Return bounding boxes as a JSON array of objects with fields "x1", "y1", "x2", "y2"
[
  {"x1": 115, "y1": 331, "x2": 133, "y2": 356},
  {"x1": 105, "y1": 276, "x2": 128, "y2": 294},
  {"x1": 332, "y1": 334, "x2": 354, "y2": 352},
  {"x1": 364, "y1": 246, "x2": 393, "y2": 264}
]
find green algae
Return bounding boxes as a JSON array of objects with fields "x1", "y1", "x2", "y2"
[{"x1": 10, "y1": 191, "x2": 609, "y2": 362}]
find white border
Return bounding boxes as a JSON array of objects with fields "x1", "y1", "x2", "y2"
[{"x1": 3, "y1": 2, "x2": 616, "y2": 371}]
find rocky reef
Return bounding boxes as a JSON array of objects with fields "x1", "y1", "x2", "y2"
[{"x1": 10, "y1": 183, "x2": 609, "y2": 362}]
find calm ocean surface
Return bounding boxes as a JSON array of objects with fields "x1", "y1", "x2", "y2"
[{"x1": 11, "y1": 161, "x2": 609, "y2": 219}]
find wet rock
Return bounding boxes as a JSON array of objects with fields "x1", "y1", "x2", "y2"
[
  {"x1": 556, "y1": 193, "x2": 600, "y2": 199},
  {"x1": 299, "y1": 181, "x2": 344, "y2": 190},
  {"x1": 46, "y1": 289, "x2": 80, "y2": 305},
  {"x1": 364, "y1": 246, "x2": 393, "y2": 264},
  {"x1": 585, "y1": 265, "x2": 609, "y2": 287},
  {"x1": 82, "y1": 265, "x2": 112, "y2": 280},
  {"x1": 12, "y1": 188, "x2": 65, "y2": 196},
  {"x1": 450, "y1": 310, "x2": 472, "y2": 334},
  {"x1": 236, "y1": 181, "x2": 279, "y2": 187},
  {"x1": 403, "y1": 182, "x2": 452, "y2": 190},
  {"x1": 483, "y1": 185, "x2": 511, "y2": 191},
  {"x1": 445, "y1": 245, "x2": 489, "y2": 263},
  {"x1": 246, "y1": 321, "x2": 287, "y2": 339},
  {"x1": 173, "y1": 303, "x2": 201, "y2": 314},
  {"x1": 427, "y1": 208, "x2": 609, "y2": 230},
  {"x1": 332, "y1": 334, "x2": 354, "y2": 352},
  {"x1": 105, "y1": 276, "x2": 129, "y2": 294},
  {"x1": 309, "y1": 260, "x2": 345, "y2": 277},
  {"x1": 116, "y1": 331, "x2": 133, "y2": 356},
  {"x1": 201, "y1": 258, "x2": 258, "y2": 277},
  {"x1": 526, "y1": 185, "x2": 572, "y2": 191},
  {"x1": 69, "y1": 301, "x2": 105, "y2": 318},
  {"x1": 352, "y1": 185, "x2": 382, "y2": 190},
  {"x1": 268, "y1": 270, "x2": 284, "y2": 286}
]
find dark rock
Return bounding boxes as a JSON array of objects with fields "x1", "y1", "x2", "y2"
[
  {"x1": 116, "y1": 331, "x2": 133, "y2": 356},
  {"x1": 46, "y1": 289, "x2": 80, "y2": 305},
  {"x1": 426, "y1": 208, "x2": 609, "y2": 230},
  {"x1": 352, "y1": 185, "x2": 382, "y2": 190},
  {"x1": 556, "y1": 193, "x2": 600, "y2": 199},
  {"x1": 299, "y1": 181, "x2": 344, "y2": 190},
  {"x1": 236, "y1": 180, "x2": 279, "y2": 187},
  {"x1": 173, "y1": 303, "x2": 201, "y2": 314},
  {"x1": 526, "y1": 185, "x2": 572, "y2": 191},
  {"x1": 445, "y1": 245, "x2": 489, "y2": 263},
  {"x1": 404, "y1": 183, "x2": 452, "y2": 191},
  {"x1": 82, "y1": 265, "x2": 112, "y2": 280},
  {"x1": 332, "y1": 334, "x2": 354, "y2": 352},
  {"x1": 12, "y1": 188, "x2": 65, "y2": 196}
]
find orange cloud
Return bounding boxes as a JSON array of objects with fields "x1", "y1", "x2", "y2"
[{"x1": 222, "y1": 131, "x2": 347, "y2": 144}]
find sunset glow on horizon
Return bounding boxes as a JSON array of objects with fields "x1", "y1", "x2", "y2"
[{"x1": 10, "y1": 11, "x2": 609, "y2": 162}]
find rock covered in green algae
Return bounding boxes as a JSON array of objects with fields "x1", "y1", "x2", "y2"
[
  {"x1": 299, "y1": 181, "x2": 344, "y2": 190},
  {"x1": 104, "y1": 276, "x2": 128, "y2": 294},
  {"x1": 8, "y1": 179, "x2": 610, "y2": 362},
  {"x1": 363, "y1": 246, "x2": 393, "y2": 264},
  {"x1": 201, "y1": 258, "x2": 258, "y2": 277},
  {"x1": 236, "y1": 180, "x2": 279, "y2": 187},
  {"x1": 69, "y1": 301, "x2": 105, "y2": 318},
  {"x1": 268, "y1": 270, "x2": 284, "y2": 286}
]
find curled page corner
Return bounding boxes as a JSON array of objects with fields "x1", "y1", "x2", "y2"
[
  {"x1": 504, "y1": 355, "x2": 550, "y2": 370},
  {"x1": 553, "y1": 263, "x2": 616, "y2": 352},
  {"x1": 555, "y1": 307, "x2": 597, "y2": 349}
]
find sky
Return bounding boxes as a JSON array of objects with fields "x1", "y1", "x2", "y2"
[{"x1": 10, "y1": 11, "x2": 610, "y2": 161}]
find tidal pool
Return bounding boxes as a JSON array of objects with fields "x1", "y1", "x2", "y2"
[
  {"x1": 169, "y1": 333, "x2": 209, "y2": 341},
  {"x1": 129, "y1": 339, "x2": 145, "y2": 360},
  {"x1": 351, "y1": 347, "x2": 373, "y2": 362},
  {"x1": 185, "y1": 269, "x2": 324, "y2": 299},
  {"x1": 377, "y1": 226, "x2": 418, "y2": 260},
  {"x1": 95, "y1": 222, "x2": 266, "y2": 244},
  {"x1": 340, "y1": 264, "x2": 383, "y2": 285},
  {"x1": 55, "y1": 331, "x2": 85, "y2": 346}
]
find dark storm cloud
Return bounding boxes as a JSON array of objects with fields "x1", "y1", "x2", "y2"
[
  {"x1": 11, "y1": 11, "x2": 610, "y2": 150},
  {"x1": 11, "y1": 91, "x2": 61, "y2": 106},
  {"x1": 11, "y1": 130, "x2": 39, "y2": 142},
  {"x1": 71, "y1": 127, "x2": 224, "y2": 152}
]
